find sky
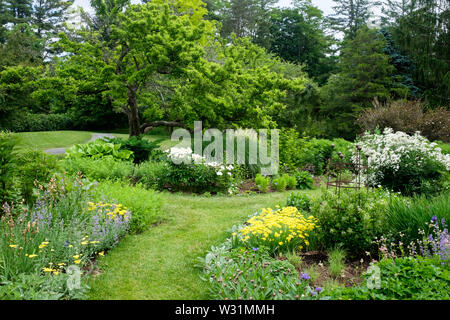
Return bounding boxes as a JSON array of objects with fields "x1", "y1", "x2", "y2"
[{"x1": 72, "y1": 0, "x2": 337, "y2": 15}]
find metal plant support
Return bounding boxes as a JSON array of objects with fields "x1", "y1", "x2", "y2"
[{"x1": 326, "y1": 144, "x2": 369, "y2": 209}]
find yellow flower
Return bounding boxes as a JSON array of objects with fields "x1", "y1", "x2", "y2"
[
  {"x1": 98, "y1": 251, "x2": 104, "y2": 256},
  {"x1": 90, "y1": 241, "x2": 100, "y2": 244},
  {"x1": 57, "y1": 263, "x2": 65, "y2": 266},
  {"x1": 74, "y1": 259, "x2": 81, "y2": 264},
  {"x1": 9, "y1": 244, "x2": 17, "y2": 248},
  {"x1": 81, "y1": 241, "x2": 89, "y2": 245},
  {"x1": 73, "y1": 254, "x2": 80, "y2": 259},
  {"x1": 278, "y1": 242, "x2": 283, "y2": 246},
  {"x1": 42, "y1": 267, "x2": 54, "y2": 272},
  {"x1": 28, "y1": 254, "x2": 38, "y2": 258}
]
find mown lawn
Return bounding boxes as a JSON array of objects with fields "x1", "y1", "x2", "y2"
[
  {"x1": 14, "y1": 131, "x2": 94, "y2": 151},
  {"x1": 87, "y1": 190, "x2": 320, "y2": 300},
  {"x1": 13, "y1": 130, "x2": 177, "y2": 152}
]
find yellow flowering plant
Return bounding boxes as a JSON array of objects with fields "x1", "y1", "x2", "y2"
[{"x1": 235, "y1": 206, "x2": 318, "y2": 253}]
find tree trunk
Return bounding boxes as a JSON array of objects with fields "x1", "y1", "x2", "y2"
[{"x1": 127, "y1": 85, "x2": 141, "y2": 137}]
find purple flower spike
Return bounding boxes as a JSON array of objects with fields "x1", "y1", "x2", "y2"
[
  {"x1": 301, "y1": 273, "x2": 310, "y2": 280},
  {"x1": 315, "y1": 287, "x2": 322, "y2": 293}
]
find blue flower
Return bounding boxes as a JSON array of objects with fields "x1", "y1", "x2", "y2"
[
  {"x1": 315, "y1": 287, "x2": 322, "y2": 293},
  {"x1": 432, "y1": 216, "x2": 438, "y2": 223},
  {"x1": 301, "y1": 273, "x2": 310, "y2": 280},
  {"x1": 252, "y1": 247, "x2": 259, "y2": 252}
]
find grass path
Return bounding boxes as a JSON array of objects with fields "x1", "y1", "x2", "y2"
[{"x1": 87, "y1": 191, "x2": 319, "y2": 300}]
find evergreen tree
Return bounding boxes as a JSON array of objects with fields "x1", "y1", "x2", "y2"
[
  {"x1": 32, "y1": 0, "x2": 73, "y2": 37},
  {"x1": 6, "y1": 0, "x2": 33, "y2": 25},
  {"x1": 328, "y1": 0, "x2": 379, "y2": 39},
  {"x1": 320, "y1": 27, "x2": 407, "y2": 139}
]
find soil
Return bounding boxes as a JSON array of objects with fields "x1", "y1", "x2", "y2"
[{"x1": 281, "y1": 251, "x2": 370, "y2": 288}]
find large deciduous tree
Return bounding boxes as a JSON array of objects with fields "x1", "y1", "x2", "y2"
[{"x1": 59, "y1": 1, "x2": 210, "y2": 136}]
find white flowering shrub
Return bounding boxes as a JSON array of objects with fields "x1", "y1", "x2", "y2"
[
  {"x1": 355, "y1": 128, "x2": 450, "y2": 195},
  {"x1": 161, "y1": 147, "x2": 235, "y2": 193}
]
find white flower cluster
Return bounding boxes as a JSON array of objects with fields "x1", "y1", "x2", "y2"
[
  {"x1": 353, "y1": 128, "x2": 450, "y2": 185},
  {"x1": 165, "y1": 147, "x2": 234, "y2": 176}
]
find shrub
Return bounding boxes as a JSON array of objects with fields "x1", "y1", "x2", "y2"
[
  {"x1": 357, "y1": 100, "x2": 450, "y2": 143},
  {"x1": 0, "y1": 113, "x2": 75, "y2": 133},
  {"x1": 311, "y1": 188, "x2": 391, "y2": 257},
  {"x1": 15, "y1": 150, "x2": 59, "y2": 204},
  {"x1": 160, "y1": 147, "x2": 234, "y2": 193},
  {"x1": 233, "y1": 206, "x2": 318, "y2": 254},
  {"x1": 106, "y1": 136, "x2": 163, "y2": 164},
  {"x1": 293, "y1": 171, "x2": 314, "y2": 190},
  {"x1": 93, "y1": 181, "x2": 163, "y2": 234},
  {"x1": 272, "y1": 175, "x2": 287, "y2": 192},
  {"x1": 326, "y1": 257, "x2": 450, "y2": 300},
  {"x1": 0, "y1": 131, "x2": 19, "y2": 205},
  {"x1": 255, "y1": 174, "x2": 270, "y2": 193},
  {"x1": 286, "y1": 175, "x2": 297, "y2": 190},
  {"x1": 383, "y1": 194, "x2": 450, "y2": 245},
  {"x1": 356, "y1": 128, "x2": 450, "y2": 195},
  {"x1": 286, "y1": 193, "x2": 311, "y2": 212},
  {"x1": 133, "y1": 161, "x2": 169, "y2": 190},
  {"x1": 66, "y1": 140, "x2": 134, "y2": 162},
  {"x1": 61, "y1": 157, "x2": 134, "y2": 182}
]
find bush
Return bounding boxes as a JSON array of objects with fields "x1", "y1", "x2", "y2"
[
  {"x1": 133, "y1": 161, "x2": 169, "y2": 190},
  {"x1": 356, "y1": 128, "x2": 450, "y2": 195},
  {"x1": 311, "y1": 188, "x2": 391, "y2": 257},
  {"x1": 293, "y1": 171, "x2": 314, "y2": 190},
  {"x1": 93, "y1": 181, "x2": 163, "y2": 234},
  {"x1": 106, "y1": 136, "x2": 163, "y2": 164},
  {"x1": 61, "y1": 157, "x2": 134, "y2": 182},
  {"x1": 0, "y1": 113, "x2": 75, "y2": 132},
  {"x1": 326, "y1": 257, "x2": 450, "y2": 300},
  {"x1": 0, "y1": 131, "x2": 19, "y2": 205},
  {"x1": 255, "y1": 174, "x2": 270, "y2": 193},
  {"x1": 286, "y1": 193, "x2": 311, "y2": 212},
  {"x1": 272, "y1": 175, "x2": 287, "y2": 192},
  {"x1": 286, "y1": 175, "x2": 297, "y2": 190},
  {"x1": 15, "y1": 150, "x2": 59, "y2": 204},
  {"x1": 383, "y1": 194, "x2": 450, "y2": 245},
  {"x1": 160, "y1": 147, "x2": 234, "y2": 193},
  {"x1": 357, "y1": 100, "x2": 450, "y2": 143}
]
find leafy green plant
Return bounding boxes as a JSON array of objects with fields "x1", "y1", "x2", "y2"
[
  {"x1": 327, "y1": 257, "x2": 450, "y2": 300},
  {"x1": 286, "y1": 192, "x2": 311, "y2": 212},
  {"x1": 383, "y1": 193, "x2": 450, "y2": 245},
  {"x1": 272, "y1": 175, "x2": 287, "y2": 192},
  {"x1": 66, "y1": 140, "x2": 134, "y2": 162},
  {"x1": 255, "y1": 174, "x2": 270, "y2": 193},
  {"x1": 133, "y1": 161, "x2": 169, "y2": 190},
  {"x1": 93, "y1": 181, "x2": 164, "y2": 234},
  {"x1": 202, "y1": 245, "x2": 319, "y2": 300},
  {"x1": 61, "y1": 157, "x2": 134, "y2": 182},
  {"x1": 311, "y1": 188, "x2": 391, "y2": 257},
  {"x1": 15, "y1": 150, "x2": 59, "y2": 204},
  {"x1": 286, "y1": 175, "x2": 297, "y2": 190},
  {"x1": 293, "y1": 171, "x2": 314, "y2": 190},
  {"x1": 0, "y1": 131, "x2": 19, "y2": 205},
  {"x1": 106, "y1": 136, "x2": 163, "y2": 164}
]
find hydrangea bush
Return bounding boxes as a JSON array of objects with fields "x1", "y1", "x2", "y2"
[{"x1": 355, "y1": 128, "x2": 450, "y2": 195}]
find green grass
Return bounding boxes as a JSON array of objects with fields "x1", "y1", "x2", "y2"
[
  {"x1": 14, "y1": 131, "x2": 94, "y2": 151},
  {"x1": 14, "y1": 130, "x2": 176, "y2": 152},
  {"x1": 87, "y1": 190, "x2": 320, "y2": 300}
]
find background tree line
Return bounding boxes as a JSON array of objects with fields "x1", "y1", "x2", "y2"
[{"x1": 0, "y1": 0, "x2": 448, "y2": 141}]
